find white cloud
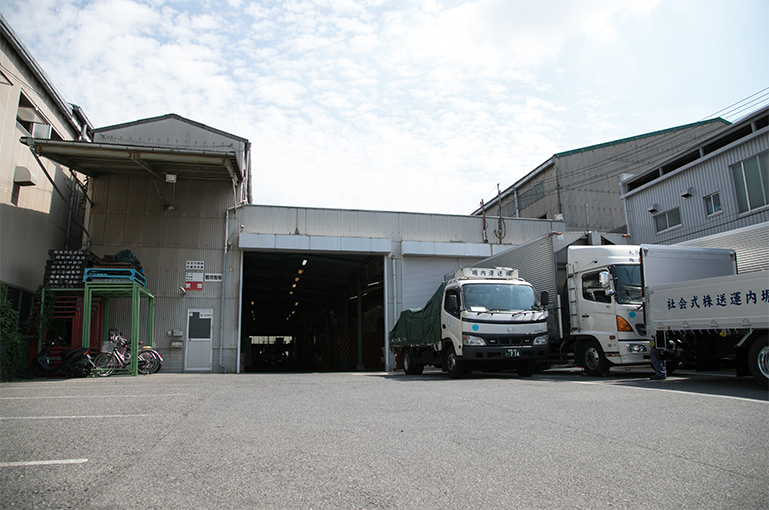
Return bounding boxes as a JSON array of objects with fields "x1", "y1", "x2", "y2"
[{"x1": 2, "y1": 0, "x2": 767, "y2": 214}]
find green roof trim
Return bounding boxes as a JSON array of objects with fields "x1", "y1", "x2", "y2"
[{"x1": 553, "y1": 118, "x2": 730, "y2": 158}]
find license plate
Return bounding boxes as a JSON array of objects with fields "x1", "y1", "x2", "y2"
[{"x1": 505, "y1": 348, "x2": 520, "y2": 358}]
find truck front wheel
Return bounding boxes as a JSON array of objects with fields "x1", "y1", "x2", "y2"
[
  {"x1": 582, "y1": 340, "x2": 611, "y2": 377},
  {"x1": 748, "y1": 336, "x2": 768, "y2": 389},
  {"x1": 445, "y1": 345, "x2": 465, "y2": 379},
  {"x1": 402, "y1": 349, "x2": 424, "y2": 375}
]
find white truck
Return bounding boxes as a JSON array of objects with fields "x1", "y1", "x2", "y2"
[
  {"x1": 639, "y1": 244, "x2": 768, "y2": 388},
  {"x1": 479, "y1": 231, "x2": 768, "y2": 386},
  {"x1": 476, "y1": 232, "x2": 651, "y2": 376},
  {"x1": 389, "y1": 267, "x2": 550, "y2": 378}
]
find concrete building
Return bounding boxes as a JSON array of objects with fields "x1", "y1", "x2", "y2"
[
  {"x1": 621, "y1": 106, "x2": 769, "y2": 246},
  {"x1": 475, "y1": 119, "x2": 729, "y2": 233},
  {"x1": 0, "y1": 13, "x2": 93, "y2": 327}
]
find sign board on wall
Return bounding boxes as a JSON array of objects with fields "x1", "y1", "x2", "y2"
[
  {"x1": 185, "y1": 261, "x2": 205, "y2": 290},
  {"x1": 185, "y1": 273, "x2": 204, "y2": 290}
]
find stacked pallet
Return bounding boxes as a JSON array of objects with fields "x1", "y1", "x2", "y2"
[
  {"x1": 86, "y1": 251, "x2": 145, "y2": 286},
  {"x1": 44, "y1": 250, "x2": 97, "y2": 289}
]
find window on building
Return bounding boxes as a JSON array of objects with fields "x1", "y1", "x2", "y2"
[
  {"x1": 731, "y1": 152, "x2": 769, "y2": 213},
  {"x1": 704, "y1": 193, "x2": 721, "y2": 216},
  {"x1": 16, "y1": 93, "x2": 53, "y2": 139},
  {"x1": 654, "y1": 207, "x2": 681, "y2": 233}
]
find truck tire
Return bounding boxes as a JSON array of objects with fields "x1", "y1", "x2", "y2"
[
  {"x1": 748, "y1": 336, "x2": 769, "y2": 389},
  {"x1": 402, "y1": 349, "x2": 424, "y2": 375},
  {"x1": 582, "y1": 340, "x2": 611, "y2": 377},
  {"x1": 445, "y1": 345, "x2": 465, "y2": 379},
  {"x1": 516, "y1": 360, "x2": 535, "y2": 377}
]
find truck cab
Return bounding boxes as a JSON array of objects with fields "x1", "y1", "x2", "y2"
[
  {"x1": 566, "y1": 246, "x2": 649, "y2": 375},
  {"x1": 439, "y1": 268, "x2": 549, "y2": 378}
]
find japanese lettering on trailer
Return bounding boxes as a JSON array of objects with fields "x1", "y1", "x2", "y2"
[{"x1": 664, "y1": 288, "x2": 768, "y2": 312}]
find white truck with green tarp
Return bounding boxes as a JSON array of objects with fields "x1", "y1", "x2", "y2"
[{"x1": 389, "y1": 267, "x2": 550, "y2": 379}]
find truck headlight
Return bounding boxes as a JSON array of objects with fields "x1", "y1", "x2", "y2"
[
  {"x1": 533, "y1": 335, "x2": 548, "y2": 346},
  {"x1": 626, "y1": 343, "x2": 648, "y2": 353},
  {"x1": 462, "y1": 335, "x2": 486, "y2": 346}
]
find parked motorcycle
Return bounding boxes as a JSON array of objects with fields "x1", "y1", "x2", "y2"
[{"x1": 29, "y1": 338, "x2": 93, "y2": 379}]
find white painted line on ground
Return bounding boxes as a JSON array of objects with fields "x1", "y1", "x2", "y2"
[
  {"x1": 0, "y1": 413, "x2": 165, "y2": 420},
  {"x1": 0, "y1": 394, "x2": 189, "y2": 400},
  {"x1": 570, "y1": 380, "x2": 768, "y2": 404},
  {"x1": 0, "y1": 458, "x2": 88, "y2": 467}
]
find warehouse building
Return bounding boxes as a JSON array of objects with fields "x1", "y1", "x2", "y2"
[
  {"x1": 620, "y1": 106, "x2": 769, "y2": 245},
  {"x1": 475, "y1": 119, "x2": 729, "y2": 233},
  {"x1": 25, "y1": 113, "x2": 564, "y2": 374}
]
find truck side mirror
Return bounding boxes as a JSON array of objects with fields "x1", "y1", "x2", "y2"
[
  {"x1": 540, "y1": 291, "x2": 549, "y2": 306},
  {"x1": 599, "y1": 271, "x2": 615, "y2": 296},
  {"x1": 448, "y1": 294, "x2": 459, "y2": 314}
]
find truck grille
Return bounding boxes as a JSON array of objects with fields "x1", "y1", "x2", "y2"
[{"x1": 484, "y1": 337, "x2": 533, "y2": 346}]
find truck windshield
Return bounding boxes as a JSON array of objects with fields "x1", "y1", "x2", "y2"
[
  {"x1": 614, "y1": 264, "x2": 642, "y2": 304},
  {"x1": 462, "y1": 283, "x2": 536, "y2": 312}
]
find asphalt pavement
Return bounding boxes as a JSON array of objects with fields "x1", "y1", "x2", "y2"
[{"x1": 1, "y1": 368, "x2": 767, "y2": 509}]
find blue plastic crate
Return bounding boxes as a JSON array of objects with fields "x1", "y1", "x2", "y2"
[{"x1": 84, "y1": 268, "x2": 146, "y2": 287}]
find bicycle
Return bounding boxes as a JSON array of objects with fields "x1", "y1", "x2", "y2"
[{"x1": 93, "y1": 334, "x2": 159, "y2": 376}]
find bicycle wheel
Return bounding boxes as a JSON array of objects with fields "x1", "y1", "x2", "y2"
[
  {"x1": 137, "y1": 351, "x2": 155, "y2": 374},
  {"x1": 144, "y1": 348, "x2": 163, "y2": 373},
  {"x1": 94, "y1": 353, "x2": 119, "y2": 377}
]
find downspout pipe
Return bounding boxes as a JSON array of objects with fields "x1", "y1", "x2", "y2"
[
  {"x1": 220, "y1": 202, "x2": 247, "y2": 373},
  {"x1": 220, "y1": 207, "x2": 231, "y2": 373}
]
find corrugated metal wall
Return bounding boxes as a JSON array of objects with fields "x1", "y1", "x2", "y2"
[
  {"x1": 675, "y1": 221, "x2": 769, "y2": 274},
  {"x1": 624, "y1": 130, "x2": 769, "y2": 245},
  {"x1": 401, "y1": 256, "x2": 483, "y2": 310},
  {"x1": 471, "y1": 235, "x2": 559, "y2": 299},
  {"x1": 94, "y1": 116, "x2": 248, "y2": 159},
  {"x1": 88, "y1": 173, "x2": 236, "y2": 373},
  {"x1": 236, "y1": 205, "x2": 559, "y2": 246},
  {"x1": 88, "y1": 197, "x2": 563, "y2": 373},
  {"x1": 497, "y1": 121, "x2": 727, "y2": 232}
]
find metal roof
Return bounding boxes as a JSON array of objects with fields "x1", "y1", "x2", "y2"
[
  {"x1": 94, "y1": 113, "x2": 248, "y2": 144},
  {"x1": 21, "y1": 137, "x2": 243, "y2": 184},
  {"x1": 552, "y1": 118, "x2": 730, "y2": 158},
  {"x1": 471, "y1": 117, "x2": 731, "y2": 216}
]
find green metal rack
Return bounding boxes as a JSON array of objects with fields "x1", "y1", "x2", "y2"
[{"x1": 81, "y1": 281, "x2": 155, "y2": 376}]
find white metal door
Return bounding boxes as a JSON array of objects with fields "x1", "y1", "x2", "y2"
[{"x1": 185, "y1": 308, "x2": 213, "y2": 371}]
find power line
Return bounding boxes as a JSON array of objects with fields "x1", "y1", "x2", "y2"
[{"x1": 479, "y1": 88, "x2": 769, "y2": 211}]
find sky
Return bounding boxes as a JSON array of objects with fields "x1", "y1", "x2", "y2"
[{"x1": 2, "y1": 0, "x2": 768, "y2": 215}]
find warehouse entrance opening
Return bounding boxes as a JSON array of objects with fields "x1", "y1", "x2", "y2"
[{"x1": 240, "y1": 251, "x2": 385, "y2": 373}]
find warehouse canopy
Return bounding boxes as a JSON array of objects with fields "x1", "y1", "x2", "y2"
[{"x1": 21, "y1": 137, "x2": 243, "y2": 185}]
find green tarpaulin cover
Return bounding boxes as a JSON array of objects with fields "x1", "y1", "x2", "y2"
[{"x1": 389, "y1": 281, "x2": 446, "y2": 348}]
